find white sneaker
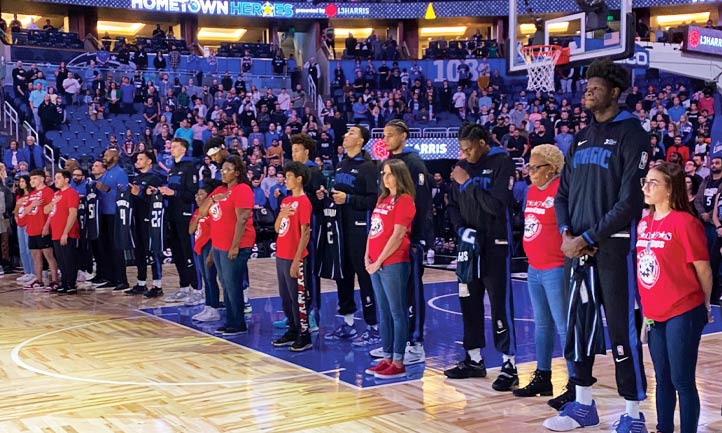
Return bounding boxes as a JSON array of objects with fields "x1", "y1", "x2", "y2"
[
  {"x1": 164, "y1": 289, "x2": 190, "y2": 303},
  {"x1": 16, "y1": 274, "x2": 35, "y2": 284},
  {"x1": 369, "y1": 347, "x2": 385, "y2": 358},
  {"x1": 192, "y1": 306, "x2": 221, "y2": 322},
  {"x1": 77, "y1": 271, "x2": 94, "y2": 282},
  {"x1": 183, "y1": 290, "x2": 205, "y2": 306},
  {"x1": 403, "y1": 342, "x2": 426, "y2": 365}
]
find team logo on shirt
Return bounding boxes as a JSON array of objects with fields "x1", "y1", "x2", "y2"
[
  {"x1": 542, "y1": 197, "x2": 554, "y2": 208},
  {"x1": 278, "y1": 217, "x2": 290, "y2": 237},
  {"x1": 209, "y1": 203, "x2": 222, "y2": 221},
  {"x1": 524, "y1": 214, "x2": 541, "y2": 241},
  {"x1": 637, "y1": 249, "x2": 660, "y2": 289},
  {"x1": 369, "y1": 216, "x2": 384, "y2": 239},
  {"x1": 195, "y1": 218, "x2": 205, "y2": 239},
  {"x1": 637, "y1": 220, "x2": 647, "y2": 236}
]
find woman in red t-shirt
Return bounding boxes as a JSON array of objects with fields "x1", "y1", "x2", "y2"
[
  {"x1": 198, "y1": 156, "x2": 256, "y2": 336},
  {"x1": 638, "y1": 162, "x2": 712, "y2": 433},
  {"x1": 364, "y1": 159, "x2": 416, "y2": 380},
  {"x1": 189, "y1": 183, "x2": 222, "y2": 323},
  {"x1": 13, "y1": 175, "x2": 35, "y2": 282},
  {"x1": 515, "y1": 144, "x2": 575, "y2": 401}
]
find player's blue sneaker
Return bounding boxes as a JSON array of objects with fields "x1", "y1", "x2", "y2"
[
  {"x1": 542, "y1": 400, "x2": 600, "y2": 431},
  {"x1": 612, "y1": 413, "x2": 648, "y2": 433}
]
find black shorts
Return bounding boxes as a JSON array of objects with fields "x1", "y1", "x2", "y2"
[{"x1": 28, "y1": 235, "x2": 52, "y2": 250}]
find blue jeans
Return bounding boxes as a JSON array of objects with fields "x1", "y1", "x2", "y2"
[
  {"x1": 17, "y1": 226, "x2": 34, "y2": 275},
  {"x1": 370, "y1": 262, "x2": 410, "y2": 361},
  {"x1": 527, "y1": 265, "x2": 574, "y2": 375},
  {"x1": 197, "y1": 243, "x2": 220, "y2": 308},
  {"x1": 648, "y1": 303, "x2": 707, "y2": 433},
  {"x1": 212, "y1": 247, "x2": 251, "y2": 329}
]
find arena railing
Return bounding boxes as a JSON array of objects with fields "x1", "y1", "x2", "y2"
[
  {"x1": 3, "y1": 101, "x2": 19, "y2": 141},
  {"x1": 370, "y1": 127, "x2": 467, "y2": 139}
]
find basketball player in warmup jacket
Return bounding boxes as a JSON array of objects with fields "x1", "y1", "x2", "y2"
[
  {"x1": 543, "y1": 58, "x2": 649, "y2": 433},
  {"x1": 322, "y1": 125, "x2": 379, "y2": 343},
  {"x1": 125, "y1": 151, "x2": 165, "y2": 297},
  {"x1": 380, "y1": 119, "x2": 433, "y2": 363},
  {"x1": 160, "y1": 138, "x2": 202, "y2": 305},
  {"x1": 70, "y1": 168, "x2": 94, "y2": 281},
  {"x1": 443, "y1": 123, "x2": 519, "y2": 393}
]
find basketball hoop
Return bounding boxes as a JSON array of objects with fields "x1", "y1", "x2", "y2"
[{"x1": 518, "y1": 45, "x2": 570, "y2": 93}]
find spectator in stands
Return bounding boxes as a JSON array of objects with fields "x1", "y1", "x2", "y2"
[
  {"x1": 555, "y1": 123, "x2": 573, "y2": 155},
  {"x1": 153, "y1": 51, "x2": 167, "y2": 71},
  {"x1": 119, "y1": 76, "x2": 135, "y2": 114},
  {"x1": 26, "y1": 18, "x2": 38, "y2": 30},
  {"x1": 292, "y1": 84, "x2": 307, "y2": 114},
  {"x1": 152, "y1": 24, "x2": 165, "y2": 39},
  {"x1": 143, "y1": 97, "x2": 159, "y2": 128},
  {"x1": 169, "y1": 46, "x2": 181, "y2": 73},
  {"x1": 3, "y1": 140, "x2": 27, "y2": 174},
  {"x1": 23, "y1": 136, "x2": 44, "y2": 172},
  {"x1": 241, "y1": 49, "x2": 253, "y2": 74},
  {"x1": 134, "y1": 43, "x2": 148, "y2": 70},
  {"x1": 666, "y1": 136, "x2": 689, "y2": 163},
  {"x1": 41, "y1": 19, "x2": 55, "y2": 31},
  {"x1": 106, "y1": 81, "x2": 121, "y2": 114},
  {"x1": 9, "y1": 14, "x2": 21, "y2": 44}
]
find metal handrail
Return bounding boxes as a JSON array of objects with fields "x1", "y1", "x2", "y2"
[
  {"x1": 22, "y1": 121, "x2": 39, "y2": 144},
  {"x1": 3, "y1": 101, "x2": 19, "y2": 140},
  {"x1": 44, "y1": 144, "x2": 56, "y2": 176}
]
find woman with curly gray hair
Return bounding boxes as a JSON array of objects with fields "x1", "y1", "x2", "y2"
[{"x1": 513, "y1": 144, "x2": 575, "y2": 402}]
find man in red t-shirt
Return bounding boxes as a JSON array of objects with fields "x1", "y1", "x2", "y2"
[
  {"x1": 23, "y1": 169, "x2": 59, "y2": 290},
  {"x1": 47, "y1": 170, "x2": 80, "y2": 294},
  {"x1": 272, "y1": 162, "x2": 313, "y2": 352}
]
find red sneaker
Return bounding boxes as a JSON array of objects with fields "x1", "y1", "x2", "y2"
[
  {"x1": 375, "y1": 363, "x2": 406, "y2": 379},
  {"x1": 365, "y1": 360, "x2": 390, "y2": 375}
]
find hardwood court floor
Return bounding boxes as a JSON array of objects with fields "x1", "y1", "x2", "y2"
[{"x1": 1, "y1": 258, "x2": 721, "y2": 432}]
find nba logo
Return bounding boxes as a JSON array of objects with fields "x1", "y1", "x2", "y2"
[{"x1": 616, "y1": 345, "x2": 625, "y2": 357}]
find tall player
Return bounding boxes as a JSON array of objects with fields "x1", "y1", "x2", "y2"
[
  {"x1": 442, "y1": 123, "x2": 519, "y2": 393},
  {"x1": 125, "y1": 151, "x2": 165, "y2": 296},
  {"x1": 381, "y1": 119, "x2": 433, "y2": 362},
  {"x1": 160, "y1": 138, "x2": 202, "y2": 305},
  {"x1": 323, "y1": 125, "x2": 379, "y2": 344},
  {"x1": 543, "y1": 58, "x2": 649, "y2": 432},
  {"x1": 46, "y1": 170, "x2": 80, "y2": 294}
]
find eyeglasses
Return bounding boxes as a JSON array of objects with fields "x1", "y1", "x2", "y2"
[
  {"x1": 640, "y1": 178, "x2": 662, "y2": 189},
  {"x1": 527, "y1": 164, "x2": 550, "y2": 173}
]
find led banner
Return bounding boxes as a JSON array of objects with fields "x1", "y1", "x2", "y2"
[
  {"x1": 364, "y1": 138, "x2": 461, "y2": 161},
  {"x1": 683, "y1": 25, "x2": 722, "y2": 58}
]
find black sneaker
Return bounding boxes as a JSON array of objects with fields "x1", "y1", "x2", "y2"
[
  {"x1": 290, "y1": 332, "x2": 312, "y2": 352},
  {"x1": 125, "y1": 284, "x2": 146, "y2": 296},
  {"x1": 143, "y1": 287, "x2": 164, "y2": 298},
  {"x1": 513, "y1": 369, "x2": 553, "y2": 397},
  {"x1": 113, "y1": 282, "x2": 130, "y2": 291},
  {"x1": 55, "y1": 285, "x2": 69, "y2": 294},
  {"x1": 214, "y1": 326, "x2": 228, "y2": 334},
  {"x1": 222, "y1": 327, "x2": 248, "y2": 336},
  {"x1": 63, "y1": 287, "x2": 78, "y2": 295},
  {"x1": 492, "y1": 360, "x2": 519, "y2": 391},
  {"x1": 444, "y1": 356, "x2": 487, "y2": 379},
  {"x1": 94, "y1": 280, "x2": 114, "y2": 289},
  {"x1": 272, "y1": 331, "x2": 298, "y2": 347},
  {"x1": 548, "y1": 381, "x2": 576, "y2": 411},
  {"x1": 90, "y1": 276, "x2": 105, "y2": 284}
]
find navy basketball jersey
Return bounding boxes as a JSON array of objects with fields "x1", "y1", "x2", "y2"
[
  {"x1": 114, "y1": 188, "x2": 133, "y2": 250},
  {"x1": 315, "y1": 198, "x2": 344, "y2": 280},
  {"x1": 86, "y1": 183, "x2": 100, "y2": 241},
  {"x1": 149, "y1": 192, "x2": 165, "y2": 254},
  {"x1": 456, "y1": 228, "x2": 481, "y2": 284}
]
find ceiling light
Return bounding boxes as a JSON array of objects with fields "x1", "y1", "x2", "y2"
[
  {"x1": 197, "y1": 27, "x2": 247, "y2": 40},
  {"x1": 656, "y1": 12, "x2": 710, "y2": 27},
  {"x1": 419, "y1": 26, "x2": 468, "y2": 37},
  {"x1": 97, "y1": 21, "x2": 145, "y2": 36},
  {"x1": 334, "y1": 28, "x2": 373, "y2": 39}
]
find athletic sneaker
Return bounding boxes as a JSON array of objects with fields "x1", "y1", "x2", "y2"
[
  {"x1": 542, "y1": 400, "x2": 600, "y2": 431},
  {"x1": 492, "y1": 360, "x2": 519, "y2": 392},
  {"x1": 76, "y1": 271, "x2": 93, "y2": 282},
  {"x1": 183, "y1": 290, "x2": 205, "y2": 306},
  {"x1": 23, "y1": 280, "x2": 45, "y2": 290},
  {"x1": 273, "y1": 317, "x2": 289, "y2": 329},
  {"x1": 548, "y1": 382, "x2": 576, "y2": 411},
  {"x1": 244, "y1": 303, "x2": 253, "y2": 314},
  {"x1": 365, "y1": 359, "x2": 390, "y2": 375},
  {"x1": 113, "y1": 282, "x2": 130, "y2": 291},
  {"x1": 222, "y1": 327, "x2": 247, "y2": 336},
  {"x1": 443, "y1": 356, "x2": 487, "y2": 379},
  {"x1": 374, "y1": 363, "x2": 406, "y2": 379},
  {"x1": 369, "y1": 347, "x2": 385, "y2": 358},
  {"x1": 125, "y1": 284, "x2": 146, "y2": 296},
  {"x1": 94, "y1": 280, "x2": 114, "y2": 289},
  {"x1": 324, "y1": 323, "x2": 358, "y2": 340},
  {"x1": 47, "y1": 282, "x2": 61, "y2": 293},
  {"x1": 62, "y1": 287, "x2": 78, "y2": 295},
  {"x1": 308, "y1": 314, "x2": 319, "y2": 333},
  {"x1": 143, "y1": 287, "x2": 164, "y2": 299},
  {"x1": 290, "y1": 332, "x2": 312, "y2": 352},
  {"x1": 403, "y1": 342, "x2": 426, "y2": 365},
  {"x1": 214, "y1": 326, "x2": 228, "y2": 334},
  {"x1": 612, "y1": 413, "x2": 648, "y2": 433},
  {"x1": 272, "y1": 331, "x2": 298, "y2": 347},
  {"x1": 16, "y1": 274, "x2": 35, "y2": 284},
  {"x1": 351, "y1": 327, "x2": 381, "y2": 346},
  {"x1": 192, "y1": 306, "x2": 220, "y2": 322},
  {"x1": 164, "y1": 289, "x2": 190, "y2": 303}
]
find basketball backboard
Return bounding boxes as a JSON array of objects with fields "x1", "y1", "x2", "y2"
[{"x1": 507, "y1": 0, "x2": 635, "y2": 74}]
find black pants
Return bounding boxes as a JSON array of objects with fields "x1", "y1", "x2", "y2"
[
  {"x1": 277, "y1": 258, "x2": 310, "y2": 334},
  {"x1": 407, "y1": 242, "x2": 426, "y2": 343},
  {"x1": 337, "y1": 227, "x2": 377, "y2": 325},
  {"x1": 77, "y1": 236, "x2": 93, "y2": 273},
  {"x1": 460, "y1": 243, "x2": 516, "y2": 355},
  {"x1": 306, "y1": 222, "x2": 321, "y2": 313},
  {"x1": 132, "y1": 218, "x2": 162, "y2": 282},
  {"x1": 53, "y1": 239, "x2": 78, "y2": 289},
  {"x1": 100, "y1": 215, "x2": 127, "y2": 284},
  {"x1": 168, "y1": 218, "x2": 197, "y2": 289},
  {"x1": 565, "y1": 238, "x2": 647, "y2": 401}
]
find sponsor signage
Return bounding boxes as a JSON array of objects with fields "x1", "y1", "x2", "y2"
[
  {"x1": 364, "y1": 138, "x2": 460, "y2": 161},
  {"x1": 683, "y1": 25, "x2": 722, "y2": 58}
]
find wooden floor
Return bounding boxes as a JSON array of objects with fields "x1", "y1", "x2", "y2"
[{"x1": 1, "y1": 258, "x2": 721, "y2": 433}]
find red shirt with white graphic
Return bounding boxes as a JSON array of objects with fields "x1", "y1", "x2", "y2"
[
  {"x1": 208, "y1": 183, "x2": 256, "y2": 251},
  {"x1": 276, "y1": 194, "x2": 312, "y2": 260},
  {"x1": 23, "y1": 187, "x2": 54, "y2": 236},
  {"x1": 192, "y1": 209, "x2": 212, "y2": 255},
  {"x1": 523, "y1": 177, "x2": 564, "y2": 270},
  {"x1": 49, "y1": 187, "x2": 80, "y2": 240},
  {"x1": 367, "y1": 194, "x2": 415, "y2": 266},
  {"x1": 15, "y1": 195, "x2": 30, "y2": 227},
  {"x1": 636, "y1": 210, "x2": 708, "y2": 322}
]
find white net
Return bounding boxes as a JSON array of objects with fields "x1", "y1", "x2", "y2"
[{"x1": 518, "y1": 45, "x2": 561, "y2": 93}]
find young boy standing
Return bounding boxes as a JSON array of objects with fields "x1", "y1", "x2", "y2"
[{"x1": 272, "y1": 162, "x2": 313, "y2": 352}]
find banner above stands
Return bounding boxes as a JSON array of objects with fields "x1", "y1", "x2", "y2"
[{"x1": 364, "y1": 139, "x2": 461, "y2": 161}]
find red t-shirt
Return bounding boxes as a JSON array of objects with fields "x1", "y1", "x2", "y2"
[
  {"x1": 192, "y1": 209, "x2": 212, "y2": 255},
  {"x1": 367, "y1": 194, "x2": 415, "y2": 266},
  {"x1": 636, "y1": 210, "x2": 708, "y2": 321},
  {"x1": 209, "y1": 183, "x2": 256, "y2": 251},
  {"x1": 523, "y1": 177, "x2": 565, "y2": 270},
  {"x1": 23, "y1": 187, "x2": 54, "y2": 236},
  {"x1": 15, "y1": 195, "x2": 30, "y2": 227},
  {"x1": 276, "y1": 194, "x2": 312, "y2": 260},
  {"x1": 49, "y1": 187, "x2": 80, "y2": 240}
]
